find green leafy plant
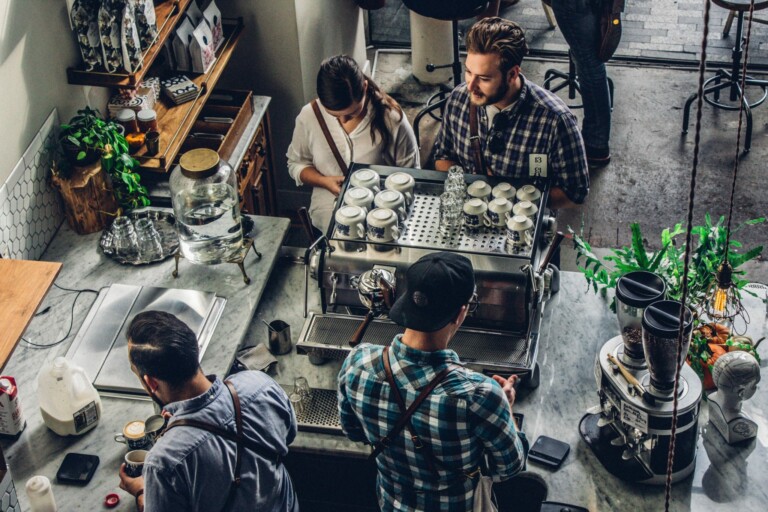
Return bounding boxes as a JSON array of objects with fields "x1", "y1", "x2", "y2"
[{"x1": 57, "y1": 107, "x2": 149, "y2": 210}]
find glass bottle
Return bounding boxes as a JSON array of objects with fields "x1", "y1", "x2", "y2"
[{"x1": 170, "y1": 148, "x2": 243, "y2": 264}]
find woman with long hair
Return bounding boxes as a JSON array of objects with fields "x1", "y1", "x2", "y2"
[{"x1": 287, "y1": 55, "x2": 419, "y2": 232}]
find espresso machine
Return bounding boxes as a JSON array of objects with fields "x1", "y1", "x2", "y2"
[
  {"x1": 580, "y1": 272, "x2": 703, "y2": 484},
  {"x1": 297, "y1": 164, "x2": 561, "y2": 387}
]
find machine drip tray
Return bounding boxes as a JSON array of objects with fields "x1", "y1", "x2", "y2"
[
  {"x1": 579, "y1": 413, "x2": 654, "y2": 482},
  {"x1": 282, "y1": 386, "x2": 343, "y2": 436}
]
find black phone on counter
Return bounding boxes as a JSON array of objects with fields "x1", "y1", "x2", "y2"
[
  {"x1": 57, "y1": 453, "x2": 99, "y2": 485},
  {"x1": 528, "y1": 435, "x2": 570, "y2": 469}
]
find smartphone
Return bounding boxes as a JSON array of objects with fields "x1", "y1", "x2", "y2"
[
  {"x1": 57, "y1": 453, "x2": 99, "y2": 485},
  {"x1": 528, "y1": 435, "x2": 570, "y2": 469}
]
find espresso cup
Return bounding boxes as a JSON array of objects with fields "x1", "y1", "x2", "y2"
[
  {"x1": 463, "y1": 198, "x2": 491, "y2": 230},
  {"x1": 115, "y1": 420, "x2": 150, "y2": 450},
  {"x1": 512, "y1": 200, "x2": 539, "y2": 221},
  {"x1": 467, "y1": 180, "x2": 492, "y2": 202},
  {"x1": 374, "y1": 190, "x2": 407, "y2": 222},
  {"x1": 350, "y1": 168, "x2": 381, "y2": 193},
  {"x1": 124, "y1": 449, "x2": 148, "y2": 478},
  {"x1": 366, "y1": 208, "x2": 400, "y2": 242},
  {"x1": 487, "y1": 198, "x2": 514, "y2": 227},
  {"x1": 384, "y1": 172, "x2": 415, "y2": 206},
  {"x1": 492, "y1": 182, "x2": 516, "y2": 201},
  {"x1": 506, "y1": 215, "x2": 534, "y2": 253},
  {"x1": 144, "y1": 414, "x2": 166, "y2": 444},
  {"x1": 343, "y1": 186, "x2": 375, "y2": 213},
  {"x1": 335, "y1": 205, "x2": 367, "y2": 240},
  {"x1": 516, "y1": 184, "x2": 542, "y2": 205}
]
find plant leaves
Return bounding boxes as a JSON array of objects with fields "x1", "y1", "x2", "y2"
[{"x1": 630, "y1": 223, "x2": 649, "y2": 268}]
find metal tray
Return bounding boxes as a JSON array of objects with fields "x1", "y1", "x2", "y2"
[{"x1": 100, "y1": 208, "x2": 179, "y2": 265}]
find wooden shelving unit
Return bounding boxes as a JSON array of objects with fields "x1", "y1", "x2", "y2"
[{"x1": 66, "y1": 0, "x2": 192, "y2": 88}]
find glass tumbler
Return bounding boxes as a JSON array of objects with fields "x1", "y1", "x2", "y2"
[
  {"x1": 444, "y1": 165, "x2": 466, "y2": 198},
  {"x1": 294, "y1": 376, "x2": 313, "y2": 401},
  {"x1": 290, "y1": 393, "x2": 306, "y2": 417},
  {"x1": 439, "y1": 192, "x2": 463, "y2": 233},
  {"x1": 135, "y1": 218, "x2": 163, "y2": 261},
  {"x1": 112, "y1": 216, "x2": 138, "y2": 259}
]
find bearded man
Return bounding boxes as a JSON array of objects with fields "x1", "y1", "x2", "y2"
[{"x1": 434, "y1": 17, "x2": 589, "y2": 209}]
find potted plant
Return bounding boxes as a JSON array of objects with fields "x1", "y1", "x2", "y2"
[
  {"x1": 570, "y1": 215, "x2": 764, "y2": 388},
  {"x1": 58, "y1": 107, "x2": 123, "y2": 168}
]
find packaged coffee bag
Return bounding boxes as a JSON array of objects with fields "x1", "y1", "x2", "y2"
[
  {"x1": 121, "y1": 0, "x2": 143, "y2": 73},
  {"x1": 98, "y1": 0, "x2": 123, "y2": 73},
  {"x1": 70, "y1": 0, "x2": 103, "y2": 71},
  {"x1": 134, "y1": 0, "x2": 158, "y2": 51}
]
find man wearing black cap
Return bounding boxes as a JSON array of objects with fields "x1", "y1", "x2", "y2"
[{"x1": 337, "y1": 252, "x2": 527, "y2": 511}]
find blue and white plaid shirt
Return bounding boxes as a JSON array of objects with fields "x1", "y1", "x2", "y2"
[
  {"x1": 434, "y1": 75, "x2": 590, "y2": 204},
  {"x1": 338, "y1": 335, "x2": 526, "y2": 511}
]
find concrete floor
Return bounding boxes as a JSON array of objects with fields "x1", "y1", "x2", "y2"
[{"x1": 371, "y1": 50, "x2": 768, "y2": 283}]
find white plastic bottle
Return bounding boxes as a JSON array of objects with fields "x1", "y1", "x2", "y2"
[
  {"x1": 25, "y1": 475, "x2": 57, "y2": 512},
  {"x1": 37, "y1": 357, "x2": 102, "y2": 436}
]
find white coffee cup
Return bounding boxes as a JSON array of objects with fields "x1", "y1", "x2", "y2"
[
  {"x1": 492, "y1": 182, "x2": 516, "y2": 201},
  {"x1": 467, "y1": 180, "x2": 492, "y2": 202},
  {"x1": 335, "y1": 205, "x2": 366, "y2": 240},
  {"x1": 350, "y1": 168, "x2": 381, "y2": 193},
  {"x1": 366, "y1": 208, "x2": 400, "y2": 242},
  {"x1": 374, "y1": 190, "x2": 407, "y2": 222},
  {"x1": 463, "y1": 198, "x2": 491, "y2": 229},
  {"x1": 384, "y1": 172, "x2": 415, "y2": 205},
  {"x1": 506, "y1": 215, "x2": 534, "y2": 253},
  {"x1": 516, "y1": 184, "x2": 541, "y2": 205},
  {"x1": 487, "y1": 198, "x2": 514, "y2": 227},
  {"x1": 512, "y1": 200, "x2": 539, "y2": 221},
  {"x1": 343, "y1": 186, "x2": 375, "y2": 213}
]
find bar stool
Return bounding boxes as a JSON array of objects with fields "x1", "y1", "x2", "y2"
[
  {"x1": 405, "y1": 0, "x2": 490, "y2": 146},
  {"x1": 682, "y1": 0, "x2": 768, "y2": 153},
  {"x1": 543, "y1": 51, "x2": 615, "y2": 110}
]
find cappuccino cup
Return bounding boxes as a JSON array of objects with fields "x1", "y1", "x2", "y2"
[
  {"x1": 374, "y1": 190, "x2": 407, "y2": 222},
  {"x1": 343, "y1": 186, "x2": 374, "y2": 213},
  {"x1": 506, "y1": 215, "x2": 534, "y2": 253},
  {"x1": 384, "y1": 172, "x2": 415, "y2": 206},
  {"x1": 335, "y1": 205, "x2": 367, "y2": 240},
  {"x1": 124, "y1": 449, "x2": 148, "y2": 478},
  {"x1": 367, "y1": 208, "x2": 400, "y2": 242},
  {"x1": 512, "y1": 200, "x2": 539, "y2": 222},
  {"x1": 350, "y1": 168, "x2": 381, "y2": 193},
  {"x1": 115, "y1": 420, "x2": 150, "y2": 450},
  {"x1": 463, "y1": 198, "x2": 491, "y2": 230},
  {"x1": 516, "y1": 184, "x2": 541, "y2": 205},
  {"x1": 487, "y1": 198, "x2": 514, "y2": 227},
  {"x1": 467, "y1": 180, "x2": 492, "y2": 202},
  {"x1": 492, "y1": 182, "x2": 516, "y2": 201}
]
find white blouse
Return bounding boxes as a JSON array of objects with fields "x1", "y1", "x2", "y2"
[{"x1": 286, "y1": 100, "x2": 420, "y2": 232}]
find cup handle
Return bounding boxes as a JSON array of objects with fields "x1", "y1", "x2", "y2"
[
  {"x1": 482, "y1": 214, "x2": 492, "y2": 228},
  {"x1": 391, "y1": 226, "x2": 400, "y2": 240},
  {"x1": 405, "y1": 191, "x2": 413, "y2": 204},
  {"x1": 372, "y1": 186, "x2": 381, "y2": 194},
  {"x1": 115, "y1": 434, "x2": 127, "y2": 444},
  {"x1": 525, "y1": 231, "x2": 533, "y2": 245},
  {"x1": 356, "y1": 224, "x2": 366, "y2": 239}
]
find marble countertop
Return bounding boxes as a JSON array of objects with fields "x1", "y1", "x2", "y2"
[
  {"x1": 1, "y1": 215, "x2": 289, "y2": 511},
  {"x1": 253, "y1": 260, "x2": 768, "y2": 511}
]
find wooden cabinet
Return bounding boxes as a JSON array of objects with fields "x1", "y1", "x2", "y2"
[{"x1": 238, "y1": 111, "x2": 276, "y2": 216}]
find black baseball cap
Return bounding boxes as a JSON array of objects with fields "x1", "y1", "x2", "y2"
[{"x1": 389, "y1": 252, "x2": 475, "y2": 332}]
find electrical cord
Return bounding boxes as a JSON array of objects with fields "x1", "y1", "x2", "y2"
[{"x1": 21, "y1": 283, "x2": 103, "y2": 349}]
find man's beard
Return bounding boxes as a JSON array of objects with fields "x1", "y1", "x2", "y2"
[{"x1": 469, "y1": 79, "x2": 510, "y2": 107}]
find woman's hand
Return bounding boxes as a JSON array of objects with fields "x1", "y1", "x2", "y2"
[{"x1": 322, "y1": 175, "x2": 345, "y2": 196}]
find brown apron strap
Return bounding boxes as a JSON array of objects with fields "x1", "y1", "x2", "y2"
[
  {"x1": 311, "y1": 99, "x2": 349, "y2": 176},
  {"x1": 369, "y1": 346, "x2": 453, "y2": 477},
  {"x1": 469, "y1": 103, "x2": 485, "y2": 176}
]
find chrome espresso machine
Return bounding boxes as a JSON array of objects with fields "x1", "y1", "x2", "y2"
[
  {"x1": 296, "y1": 164, "x2": 562, "y2": 389},
  {"x1": 580, "y1": 271, "x2": 703, "y2": 484}
]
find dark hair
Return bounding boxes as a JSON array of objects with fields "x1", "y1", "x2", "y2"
[
  {"x1": 316, "y1": 54, "x2": 403, "y2": 148},
  {"x1": 127, "y1": 311, "x2": 200, "y2": 388},
  {"x1": 466, "y1": 17, "x2": 528, "y2": 74}
]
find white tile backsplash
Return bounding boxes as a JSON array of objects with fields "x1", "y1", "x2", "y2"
[{"x1": 0, "y1": 109, "x2": 64, "y2": 260}]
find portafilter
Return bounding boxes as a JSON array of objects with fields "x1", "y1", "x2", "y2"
[{"x1": 349, "y1": 268, "x2": 396, "y2": 347}]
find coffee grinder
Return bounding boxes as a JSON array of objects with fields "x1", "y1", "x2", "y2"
[{"x1": 580, "y1": 272, "x2": 703, "y2": 484}]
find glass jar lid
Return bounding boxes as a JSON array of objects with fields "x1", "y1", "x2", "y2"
[
  {"x1": 116, "y1": 109, "x2": 136, "y2": 122},
  {"x1": 137, "y1": 109, "x2": 157, "y2": 122},
  {"x1": 179, "y1": 148, "x2": 220, "y2": 179}
]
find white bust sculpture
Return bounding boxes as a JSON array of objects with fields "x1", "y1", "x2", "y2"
[{"x1": 708, "y1": 351, "x2": 761, "y2": 444}]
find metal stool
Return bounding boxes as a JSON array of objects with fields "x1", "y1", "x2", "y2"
[
  {"x1": 682, "y1": 0, "x2": 768, "y2": 153},
  {"x1": 543, "y1": 51, "x2": 614, "y2": 110}
]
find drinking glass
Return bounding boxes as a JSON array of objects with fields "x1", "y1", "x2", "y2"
[
  {"x1": 135, "y1": 218, "x2": 163, "y2": 261},
  {"x1": 290, "y1": 393, "x2": 306, "y2": 417},
  {"x1": 444, "y1": 165, "x2": 466, "y2": 198},
  {"x1": 294, "y1": 376, "x2": 313, "y2": 401},
  {"x1": 439, "y1": 192, "x2": 463, "y2": 232},
  {"x1": 112, "y1": 216, "x2": 138, "y2": 259}
]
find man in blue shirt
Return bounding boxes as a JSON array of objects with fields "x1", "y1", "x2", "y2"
[
  {"x1": 118, "y1": 311, "x2": 298, "y2": 512},
  {"x1": 338, "y1": 252, "x2": 527, "y2": 511}
]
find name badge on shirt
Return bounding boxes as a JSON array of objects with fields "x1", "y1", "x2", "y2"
[{"x1": 529, "y1": 154, "x2": 548, "y2": 178}]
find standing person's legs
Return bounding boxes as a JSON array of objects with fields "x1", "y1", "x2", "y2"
[{"x1": 551, "y1": 0, "x2": 611, "y2": 165}]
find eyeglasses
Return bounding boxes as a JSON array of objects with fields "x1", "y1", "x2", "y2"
[
  {"x1": 467, "y1": 288, "x2": 479, "y2": 314},
  {"x1": 488, "y1": 114, "x2": 509, "y2": 154}
]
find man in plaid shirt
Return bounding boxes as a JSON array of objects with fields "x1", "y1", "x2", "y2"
[
  {"x1": 434, "y1": 17, "x2": 589, "y2": 208},
  {"x1": 338, "y1": 252, "x2": 527, "y2": 511}
]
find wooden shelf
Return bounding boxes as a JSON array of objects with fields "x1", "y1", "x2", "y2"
[
  {"x1": 67, "y1": 0, "x2": 191, "y2": 88},
  {"x1": 136, "y1": 19, "x2": 244, "y2": 173}
]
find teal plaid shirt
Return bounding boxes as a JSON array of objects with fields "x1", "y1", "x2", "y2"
[{"x1": 338, "y1": 335, "x2": 526, "y2": 511}]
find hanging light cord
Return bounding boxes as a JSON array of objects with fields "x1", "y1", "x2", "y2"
[{"x1": 664, "y1": 0, "x2": 712, "y2": 508}]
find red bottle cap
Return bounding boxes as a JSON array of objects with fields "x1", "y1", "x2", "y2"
[{"x1": 104, "y1": 493, "x2": 120, "y2": 508}]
